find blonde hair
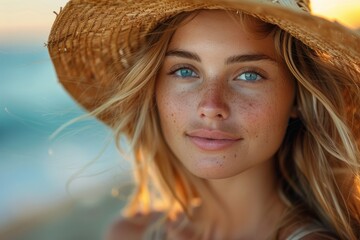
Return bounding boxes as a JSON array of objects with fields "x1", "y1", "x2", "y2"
[
  {"x1": 275, "y1": 30, "x2": 360, "y2": 239},
  {"x1": 92, "y1": 10, "x2": 360, "y2": 239}
]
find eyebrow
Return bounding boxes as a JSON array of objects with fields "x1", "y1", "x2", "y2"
[
  {"x1": 165, "y1": 50, "x2": 201, "y2": 62},
  {"x1": 225, "y1": 54, "x2": 277, "y2": 64},
  {"x1": 165, "y1": 49, "x2": 277, "y2": 64}
]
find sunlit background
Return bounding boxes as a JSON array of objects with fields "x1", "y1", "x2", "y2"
[{"x1": 0, "y1": 0, "x2": 359, "y2": 239}]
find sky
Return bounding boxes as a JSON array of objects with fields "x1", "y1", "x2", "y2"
[
  {"x1": 0, "y1": 0, "x2": 359, "y2": 46},
  {"x1": 0, "y1": 0, "x2": 68, "y2": 45},
  {"x1": 312, "y1": 0, "x2": 360, "y2": 28}
]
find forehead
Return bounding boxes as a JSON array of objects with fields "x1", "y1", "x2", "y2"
[{"x1": 167, "y1": 10, "x2": 276, "y2": 57}]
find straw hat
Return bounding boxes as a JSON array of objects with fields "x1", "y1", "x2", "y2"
[{"x1": 47, "y1": 0, "x2": 360, "y2": 123}]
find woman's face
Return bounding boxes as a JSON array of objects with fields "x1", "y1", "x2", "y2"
[{"x1": 156, "y1": 10, "x2": 297, "y2": 179}]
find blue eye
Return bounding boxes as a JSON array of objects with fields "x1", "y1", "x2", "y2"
[
  {"x1": 236, "y1": 72, "x2": 262, "y2": 81},
  {"x1": 174, "y1": 68, "x2": 198, "y2": 78}
]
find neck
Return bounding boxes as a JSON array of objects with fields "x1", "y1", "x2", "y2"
[{"x1": 197, "y1": 159, "x2": 287, "y2": 239}]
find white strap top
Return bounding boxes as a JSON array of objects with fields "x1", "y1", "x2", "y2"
[
  {"x1": 150, "y1": 221, "x2": 336, "y2": 239},
  {"x1": 286, "y1": 224, "x2": 335, "y2": 240}
]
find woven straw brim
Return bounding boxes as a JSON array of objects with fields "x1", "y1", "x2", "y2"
[{"x1": 47, "y1": 0, "x2": 360, "y2": 122}]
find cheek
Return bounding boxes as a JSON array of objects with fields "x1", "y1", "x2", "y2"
[
  {"x1": 248, "y1": 99, "x2": 290, "y2": 146},
  {"x1": 156, "y1": 85, "x2": 191, "y2": 137},
  {"x1": 239, "y1": 96, "x2": 292, "y2": 148}
]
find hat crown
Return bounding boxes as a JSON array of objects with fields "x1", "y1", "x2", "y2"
[{"x1": 273, "y1": 0, "x2": 311, "y2": 12}]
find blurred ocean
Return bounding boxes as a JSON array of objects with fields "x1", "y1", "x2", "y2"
[{"x1": 0, "y1": 44, "x2": 132, "y2": 239}]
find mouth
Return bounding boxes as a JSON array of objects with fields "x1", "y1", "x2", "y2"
[{"x1": 186, "y1": 129, "x2": 242, "y2": 151}]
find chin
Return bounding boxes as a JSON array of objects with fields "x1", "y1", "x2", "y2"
[{"x1": 185, "y1": 157, "x2": 247, "y2": 180}]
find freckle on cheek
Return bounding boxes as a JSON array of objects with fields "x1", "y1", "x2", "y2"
[{"x1": 170, "y1": 113, "x2": 176, "y2": 123}]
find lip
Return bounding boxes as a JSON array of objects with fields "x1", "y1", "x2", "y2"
[{"x1": 186, "y1": 129, "x2": 242, "y2": 151}]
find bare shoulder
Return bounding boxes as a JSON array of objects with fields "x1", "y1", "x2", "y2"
[
  {"x1": 105, "y1": 212, "x2": 163, "y2": 240},
  {"x1": 105, "y1": 217, "x2": 145, "y2": 240}
]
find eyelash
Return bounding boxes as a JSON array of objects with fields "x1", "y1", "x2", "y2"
[
  {"x1": 168, "y1": 66, "x2": 199, "y2": 78},
  {"x1": 168, "y1": 66, "x2": 266, "y2": 82},
  {"x1": 235, "y1": 70, "x2": 265, "y2": 82}
]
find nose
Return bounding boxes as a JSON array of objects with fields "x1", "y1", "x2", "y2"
[{"x1": 197, "y1": 83, "x2": 230, "y2": 120}]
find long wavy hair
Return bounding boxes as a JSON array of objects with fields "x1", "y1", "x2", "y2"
[{"x1": 92, "y1": 10, "x2": 360, "y2": 239}]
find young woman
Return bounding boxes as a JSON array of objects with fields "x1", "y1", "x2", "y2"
[{"x1": 47, "y1": 0, "x2": 360, "y2": 239}]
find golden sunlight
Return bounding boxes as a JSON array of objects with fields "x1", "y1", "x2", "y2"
[{"x1": 312, "y1": 0, "x2": 360, "y2": 28}]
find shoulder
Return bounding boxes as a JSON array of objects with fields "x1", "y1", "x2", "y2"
[
  {"x1": 285, "y1": 223, "x2": 338, "y2": 240},
  {"x1": 298, "y1": 232, "x2": 338, "y2": 240},
  {"x1": 105, "y1": 212, "x2": 164, "y2": 240},
  {"x1": 106, "y1": 218, "x2": 144, "y2": 240}
]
